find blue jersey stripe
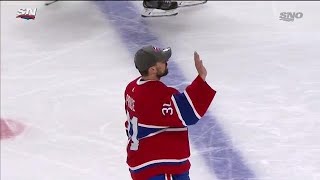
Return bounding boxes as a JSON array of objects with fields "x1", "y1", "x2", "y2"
[
  {"x1": 137, "y1": 126, "x2": 165, "y2": 139},
  {"x1": 173, "y1": 93, "x2": 199, "y2": 125},
  {"x1": 128, "y1": 124, "x2": 165, "y2": 140}
]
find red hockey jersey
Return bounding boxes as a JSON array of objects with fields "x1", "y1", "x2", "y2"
[{"x1": 124, "y1": 75, "x2": 216, "y2": 180}]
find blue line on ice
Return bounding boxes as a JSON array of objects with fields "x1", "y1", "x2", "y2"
[{"x1": 95, "y1": 1, "x2": 256, "y2": 179}]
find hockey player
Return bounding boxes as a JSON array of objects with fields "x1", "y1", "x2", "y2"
[
  {"x1": 142, "y1": 0, "x2": 179, "y2": 17},
  {"x1": 141, "y1": 0, "x2": 208, "y2": 17},
  {"x1": 124, "y1": 45, "x2": 216, "y2": 180},
  {"x1": 143, "y1": 0, "x2": 178, "y2": 11}
]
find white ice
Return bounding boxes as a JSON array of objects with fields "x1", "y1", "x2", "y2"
[{"x1": 1, "y1": 1, "x2": 320, "y2": 180}]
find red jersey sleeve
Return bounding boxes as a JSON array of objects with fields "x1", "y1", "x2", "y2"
[{"x1": 141, "y1": 75, "x2": 216, "y2": 127}]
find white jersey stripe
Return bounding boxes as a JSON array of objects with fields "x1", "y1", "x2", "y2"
[
  {"x1": 171, "y1": 96, "x2": 187, "y2": 126},
  {"x1": 129, "y1": 158, "x2": 189, "y2": 171},
  {"x1": 184, "y1": 90, "x2": 201, "y2": 119},
  {"x1": 138, "y1": 123, "x2": 168, "y2": 129}
]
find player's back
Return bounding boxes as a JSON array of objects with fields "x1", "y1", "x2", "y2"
[{"x1": 124, "y1": 77, "x2": 191, "y2": 180}]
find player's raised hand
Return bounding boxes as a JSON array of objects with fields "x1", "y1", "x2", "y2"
[{"x1": 194, "y1": 51, "x2": 207, "y2": 81}]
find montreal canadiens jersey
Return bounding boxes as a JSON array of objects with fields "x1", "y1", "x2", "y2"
[{"x1": 124, "y1": 75, "x2": 216, "y2": 180}]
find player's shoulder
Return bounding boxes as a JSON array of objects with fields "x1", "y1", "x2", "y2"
[
  {"x1": 167, "y1": 86, "x2": 179, "y2": 94},
  {"x1": 125, "y1": 77, "x2": 179, "y2": 94},
  {"x1": 142, "y1": 81, "x2": 179, "y2": 97},
  {"x1": 125, "y1": 77, "x2": 140, "y2": 88}
]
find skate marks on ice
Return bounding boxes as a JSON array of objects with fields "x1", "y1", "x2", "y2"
[{"x1": 2, "y1": 1, "x2": 134, "y2": 179}]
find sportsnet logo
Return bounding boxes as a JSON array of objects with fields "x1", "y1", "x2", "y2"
[
  {"x1": 16, "y1": 8, "x2": 37, "y2": 20},
  {"x1": 279, "y1": 12, "x2": 303, "y2": 22}
]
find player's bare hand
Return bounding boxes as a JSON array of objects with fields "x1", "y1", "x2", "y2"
[{"x1": 194, "y1": 51, "x2": 207, "y2": 81}]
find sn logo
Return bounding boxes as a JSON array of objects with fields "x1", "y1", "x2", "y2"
[
  {"x1": 16, "y1": 8, "x2": 37, "y2": 20},
  {"x1": 279, "y1": 12, "x2": 303, "y2": 22}
]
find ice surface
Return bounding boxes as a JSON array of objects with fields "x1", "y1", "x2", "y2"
[{"x1": 1, "y1": 1, "x2": 320, "y2": 180}]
